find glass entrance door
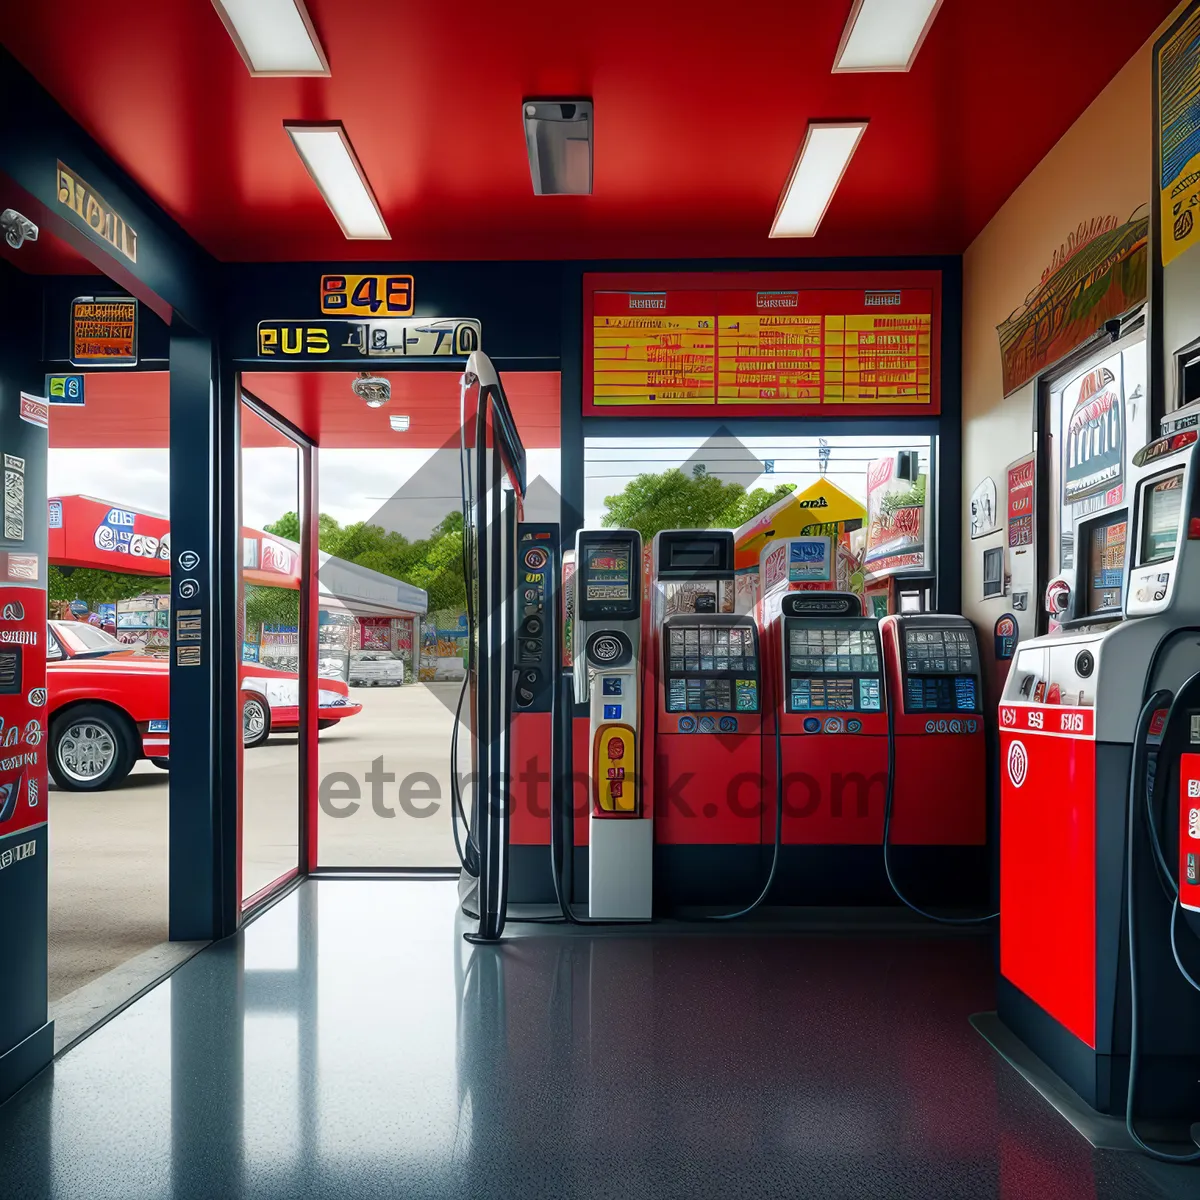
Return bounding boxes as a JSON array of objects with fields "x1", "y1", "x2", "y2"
[{"x1": 239, "y1": 399, "x2": 308, "y2": 906}]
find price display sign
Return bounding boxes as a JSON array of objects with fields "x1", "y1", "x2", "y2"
[{"x1": 320, "y1": 274, "x2": 414, "y2": 317}]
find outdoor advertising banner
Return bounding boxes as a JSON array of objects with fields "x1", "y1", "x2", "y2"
[{"x1": 864, "y1": 455, "x2": 928, "y2": 576}]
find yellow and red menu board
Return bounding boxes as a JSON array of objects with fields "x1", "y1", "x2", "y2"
[{"x1": 584, "y1": 273, "x2": 939, "y2": 417}]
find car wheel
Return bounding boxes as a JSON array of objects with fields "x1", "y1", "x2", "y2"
[
  {"x1": 49, "y1": 704, "x2": 136, "y2": 792},
  {"x1": 243, "y1": 694, "x2": 271, "y2": 748}
]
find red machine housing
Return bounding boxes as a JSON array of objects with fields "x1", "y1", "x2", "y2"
[{"x1": 879, "y1": 615, "x2": 987, "y2": 846}]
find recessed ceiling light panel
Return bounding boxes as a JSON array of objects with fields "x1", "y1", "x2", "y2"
[
  {"x1": 770, "y1": 121, "x2": 867, "y2": 239},
  {"x1": 211, "y1": 0, "x2": 329, "y2": 76},
  {"x1": 285, "y1": 123, "x2": 390, "y2": 240},
  {"x1": 833, "y1": 0, "x2": 942, "y2": 72}
]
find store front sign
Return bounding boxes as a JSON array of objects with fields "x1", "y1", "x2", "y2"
[
  {"x1": 57, "y1": 161, "x2": 138, "y2": 263},
  {"x1": 256, "y1": 317, "x2": 481, "y2": 361}
]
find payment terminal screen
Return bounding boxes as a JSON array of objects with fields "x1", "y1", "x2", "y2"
[
  {"x1": 584, "y1": 543, "x2": 632, "y2": 602},
  {"x1": 1085, "y1": 514, "x2": 1127, "y2": 615},
  {"x1": 903, "y1": 628, "x2": 976, "y2": 674},
  {"x1": 786, "y1": 624, "x2": 882, "y2": 712},
  {"x1": 665, "y1": 624, "x2": 759, "y2": 713},
  {"x1": 1140, "y1": 471, "x2": 1184, "y2": 566}
]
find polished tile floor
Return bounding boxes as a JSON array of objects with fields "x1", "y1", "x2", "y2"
[{"x1": 0, "y1": 879, "x2": 1194, "y2": 1199}]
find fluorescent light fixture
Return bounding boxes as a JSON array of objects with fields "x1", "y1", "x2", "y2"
[
  {"x1": 770, "y1": 122, "x2": 867, "y2": 239},
  {"x1": 833, "y1": 0, "x2": 942, "y2": 72},
  {"x1": 284, "y1": 123, "x2": 390, "y2": 240},
  {"x1": 389, "y1": 414, "x2": 410, "y2": 432},
  {"x1": 211, "y1": 0, "x2": 329, "y2": 76}
]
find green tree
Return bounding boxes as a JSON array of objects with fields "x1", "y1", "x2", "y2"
[
  {"x1": 48, "y1": 565, "x2": 170, "y2": 609},
  {"x1": 601, "y1": 469, "x2": 794, "y2": 540}
]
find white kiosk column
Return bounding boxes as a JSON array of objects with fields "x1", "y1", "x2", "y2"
[{"x1": 573, "y1": 529, "x2": 652, "y2": 920}]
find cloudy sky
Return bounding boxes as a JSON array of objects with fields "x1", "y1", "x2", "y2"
[
  {"x1": 48, "y1": 433, "x2": 930, "y2": 540},
  {"x1": 49, "y1": 446, "x2": 563, "y2": 538}
]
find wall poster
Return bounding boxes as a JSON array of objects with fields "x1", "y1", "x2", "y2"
[
  {"x1": 1158, "y1": 2, "x2": 1200, "y2": 266},
  {"x1": 1006, "y1": 454, "x2": 1035, "y2": 549},
  {"x1": 969, "y1": 477, "x2": 999, "y2": 539}
]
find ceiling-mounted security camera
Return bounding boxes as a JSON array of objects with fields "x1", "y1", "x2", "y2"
[
  {"x1": 0, "y1": 209, "x2": 38, "y2": 251},
  {"x1": 352, "y1": 371, "x2": 390, "y2": 408}
]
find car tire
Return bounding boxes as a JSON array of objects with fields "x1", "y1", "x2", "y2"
[
  {"x1": 49, "y1": 704, "x2": 137, "y2": 792},
  {"x1": 243, "y1": 694, "x2": 271, "y2": 748}
]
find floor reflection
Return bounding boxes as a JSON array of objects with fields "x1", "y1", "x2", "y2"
[{"x1": 0, "y1": 880, "x2": 1191, "y2": 1199}]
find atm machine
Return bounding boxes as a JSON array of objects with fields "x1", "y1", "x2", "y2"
[
  {"x1": 649, "y1": 531, "x2": 763, "y2": 902},
  {"x1": 572, "y1": 529, "x2": 650, "y2": 920},
  {"x1": 998, "y1": 424, "x2": 1200, "y2": 1123}
]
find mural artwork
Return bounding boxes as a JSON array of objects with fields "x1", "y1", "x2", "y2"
[{"x1": 996, "y1": 208, "x2": 1148, "y2": 397}]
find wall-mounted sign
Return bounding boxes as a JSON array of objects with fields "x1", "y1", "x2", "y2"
[
  {"x1": 969, "y1": 477, "x2": 999, "y2": 539},
  {"x1": 256, "y1": 317, "x2": 481, "y2": 361},
  {"x1": 1064, "y1": 365, "x2": 1123, "y2": 502},
  {"x1": 45, "y1": 374, "x2": 85, "y2": 405},
  {"x1": 18, "y1": 395, "x2": 48, "y2": 431},
  {"x1": 71, "y1": 297, "x2": 138, "y2": 367},
  {"x1": 994, "y1": 613, "x2": 1019, "y2": 661},
  {"x1": 584, "y1": 272, "x2": 940, "y2": 417},
  {"x1": 1007, "y1": 454, "x2": 1035, "y2": 549},
  {"x1": 56, "y1": 161, "x2": 138, "y2": 263},
  {"x1": 1158, "y1": 5, "x2": 1200, "y2": 266},
  {"x1": 320, "y1": 274, "x2": 414, "y2": 316}
]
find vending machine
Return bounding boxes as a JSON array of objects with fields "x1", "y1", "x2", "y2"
[
  {"x1": 572, "y1": 529, "x2": 650, "y2": 920},
  {"x1": 764, "y1": 591, "x2": 889, "y2": 866},
  {"x1": 649, "y1": 531, "x2": 763, "y2": 900},
  {"x1": 878, "y1": 614, "x2": 987, "y2": 851},
  {"x1": 998, "y1": 425, "x2": 1200, "y2": 1119}
]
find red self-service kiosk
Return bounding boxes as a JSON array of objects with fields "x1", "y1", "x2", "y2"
[
  {"x1": 761, "y1": 595, "x2": 987, "y2": 905},
  {"x1": 648, "y1": 531, "x2": 765, "y2": 903},
  {"x1": 998, "y1": 422, "x2": 1200, "y2": 1135},
  {"x1": 764, "y1": 592, "x2": 889, "y2": 870}
]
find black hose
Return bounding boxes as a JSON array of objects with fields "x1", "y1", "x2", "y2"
[
  {"x1": 879, "y1": 637, "x2": 997, "y2": 925},
  {"x1": 701, "y1": 637, "x2": 783, "y2": 921},
  {"x1": 1125, "y1": 690, "x2": 1200, "y2": 1162}
]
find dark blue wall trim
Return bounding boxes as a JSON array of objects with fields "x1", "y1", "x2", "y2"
[{"x1": 0, "y1": 50, "x2": 216, "y2": 331}]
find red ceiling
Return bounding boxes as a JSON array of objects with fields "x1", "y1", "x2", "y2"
[
  {"x1": 2, "y1": 1, "x2": 1173, "y2": 263},
  {"x1": 48, "y1": 369, "x2": 561, "y2": 450}
]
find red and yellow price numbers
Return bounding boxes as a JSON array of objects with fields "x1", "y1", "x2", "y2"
[{"x1": 320, "y1": 274, "x2": 414, "y2": 317}]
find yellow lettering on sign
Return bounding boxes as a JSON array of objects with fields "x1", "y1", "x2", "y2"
[
  {"x1": 55, "y1": 161, "x2": 138, "y2": 263},
  {"x1": 258, "y1": 327, "x2": 279, "y2": 355}
]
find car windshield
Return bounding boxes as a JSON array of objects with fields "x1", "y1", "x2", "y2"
[{"x1": 58, "y1": 622, "x2": 126, "y2": 654}]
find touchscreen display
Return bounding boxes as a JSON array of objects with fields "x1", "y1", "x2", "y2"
[
  {"x1": 1140, "y1": 471, "x2": 1184, "y2": 567},
  {"x1": 903, "y1": 628, "x2": 976, "y2": 675},
  {"x1": 1086, "y1": 514, "x2": 1127, "y2": 614},
  {"x1": 584, "y1": 543, "x2": 632, "y2": 602},
  {"x1": 785, "y1": 622, "x2": 883, "y2": 713}
]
